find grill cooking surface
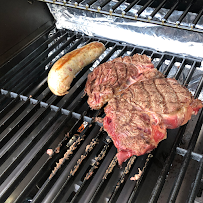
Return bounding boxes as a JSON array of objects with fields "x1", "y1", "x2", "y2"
[
  {"x1": 40, "y1": 0, "x2": 203, "y2": 33},
  {"x1": 0, "y1": 28, "x2": 203, "y2": 203}
]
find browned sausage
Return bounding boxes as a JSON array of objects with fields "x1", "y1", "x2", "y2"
[{"x1": 48, "y1": 41, "x2": 105, "y2": 96}]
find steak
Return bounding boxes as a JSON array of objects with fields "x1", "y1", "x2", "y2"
[
  {"x1": 85, "y1": 54, "x2": 164, "y2": 109},
  {"x1": 103, "y1": 78, "x2": 203, "y2": 165}
]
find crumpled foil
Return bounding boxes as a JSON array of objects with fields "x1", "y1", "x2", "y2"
[
  {"x1": 46, "y1": 2, "x2": 203, "y2": 100},
  {"x1": 47, "y1": 2, "x2": 203, "y2": 60}
]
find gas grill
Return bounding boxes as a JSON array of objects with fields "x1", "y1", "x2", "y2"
[{"x1": 1, "y1": 0, "x2": 203, "y2": 203}]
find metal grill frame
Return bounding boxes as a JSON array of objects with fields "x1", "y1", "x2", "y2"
[{"x1": 0, "y1": 28, "x2": 203, "y2": 203}]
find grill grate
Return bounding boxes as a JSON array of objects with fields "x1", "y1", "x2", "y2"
[
  {"x1": 38, "y1": 0, "x2": 203, "y2": 33},
  {"x1": 0, "y1": 28, "x2": 203, "y2": 203}
]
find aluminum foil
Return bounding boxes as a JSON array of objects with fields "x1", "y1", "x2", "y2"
[{"x1": 47, "y1": 2, "x2": 203, "y2": 60}]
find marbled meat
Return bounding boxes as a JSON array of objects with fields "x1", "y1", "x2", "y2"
[
  {"x1": 85, "y1": 54, "x2": 164, "y2": 109},
  {"x1": 103, "y1": 78, "x2": 203, "y2": 165}
]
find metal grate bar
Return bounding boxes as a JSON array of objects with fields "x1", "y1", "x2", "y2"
[
  {"x1": 44, "y1": 38, "x2": 94, "y2": 106},
  {"x1": 10, "y1": 34, "x2": 79, "y2": 94},
  {"x1": 167, "y1": 108, "x2": 203, "y2": 202},
  {"x1": 61, "y1": 137, "x2": 113, "y2": 203},
  {"x1": 187, "y1": 157, "x2": 203, "y2": 202},
  {"x1": 0, "y1": 109, "x2": 63, "y2": 196},
  {"x1": 14, "y1": 112, "x2": 74, "y2": 202},
  {"x1": 174, "y1": 58, "x2": 186, "y2": 80},
  {"x1": 192, "y1": 6, "x2": 203, "y2": 28},
  {"x1": 187, "y1": 109, "x2": 203, "y2": 151},
  {"x1": 163, "y1": 56, "x2": 176, "y2": 77},
  {"x1": 0, "y1": 109, "x2": 69, "y2": 202},
  {"x1": 51, "y1": 135, "x2": 101, "y2": 202},
  {"x1": 0, "y1": 30, "x2": 61, "y2": 87},
  {"x1": 152, "y1": 54, "x2": 166, "y2": 71},
  {"x1": 0, "y1": 94, "x2": 12, "y2": 112},
  {"x1": 13, "y1": 115, "x2": 84, "y2": 202},
  {"x1": 125, "y1": 154, "x2": 154, "y2": 203},
  {"x1": 23, "y1": 37, "x2": 98, "y2": 103},
  {"x1": 111, "y1": 0, "x2": 126, "y2": 11},
  {"x1": 99, "y1": 0, "x2": 112, "y2": 9},
  {"x1": 86, "y1": 0, "x2": 97, "y2": 7},
  {"x1": 194, "y1": 75, "x2": 203, "y2": 98},
  {"x1": 0, "y1": 99, "x2": 38, "y2": 149},
  {"x1": 149, "y1": 0, "x2": 167, "y2": 19},
  {"x1": 0, "y1": 24, "x2": 55, "y2": 75},
  {"x1": 162, "y1": 0, "x2": 180, "y2": 22},
  {"x1": 28, "y1": 78, "x2": 50, "y2": 100},
  {"x1": 22, "y1": 37, "x2": 87, "y2": 98},
  {"x1": 148, "y1": 124, "x2": 188, "y2": 203},
  {"x1": 108, "y1": 156, "x2": 137, "y2": 203},
  {"x1": 66, "y1": 88, "x2": 87, "y2": 111},
  {"x1": 32, "y1": 124, "x2": 100, "y2": 202},
  {"x1": 124, "y1": 0, "x2": 141, "y2": 13},
  {"x1": 116, "y1": 46, "x2": 130, "y2": 57},
  {"x1": 78, "y1": 146, "x2": 117, "y2": 203},
  {"x1": 0, "y1": 101, "x2": 45, "y2": 162},
  {"x1": 0, "y1": 96, "x2": 28, "y2": 136},
  {"x1": 2, "y1": 31, "x2": 70, "y2": 91},
  {"x1": 183, "y1": 61, "x2": 199, "y2": 87},
  {"x1": 176, "y1": 0, "x2": 196, "y2": 25},
  {"x1": 136, "y1": 0, "x2": 155, "y2": 17},
  {"x1": 128, "y1": 46, "x2": 141, "y2": 56}
]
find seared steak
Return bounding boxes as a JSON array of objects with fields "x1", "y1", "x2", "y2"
[
  {"x1": 103, "y1": 78, "x2": 203, "y2": 165},
  {"x1": 85, "y1": 54, "x2": 164, "y2": 109},
  {"x1": 85, "y1": 54, "x2": 203, "y2": 165}
]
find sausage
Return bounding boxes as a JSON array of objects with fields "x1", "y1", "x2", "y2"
[{"x1": 47, "y1": 41, "x2": 106, "y2": 96}]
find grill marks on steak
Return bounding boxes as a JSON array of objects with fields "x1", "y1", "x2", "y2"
[
  {"x1": 120, "y1": 78, "x2": 193, "y2": 128},
  {"x1": 103, "y1": 78, "x2": 203, "y2": 165},
  {"x1": 85, "y1": 54, "x2": 164, "y2": 109},
  {"x1": 122, "y1": 78, "x2": 203, "y2": 128},
  {"x1": 103, "y1": 95, "x2": 167, "y2": 165},
  {"x1": 85, "y1": 53, "x2": 203, "y2": 165}
]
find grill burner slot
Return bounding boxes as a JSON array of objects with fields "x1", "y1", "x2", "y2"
[{"x1": 0, "y1": 29, "x2": 203, "y2": 202}]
